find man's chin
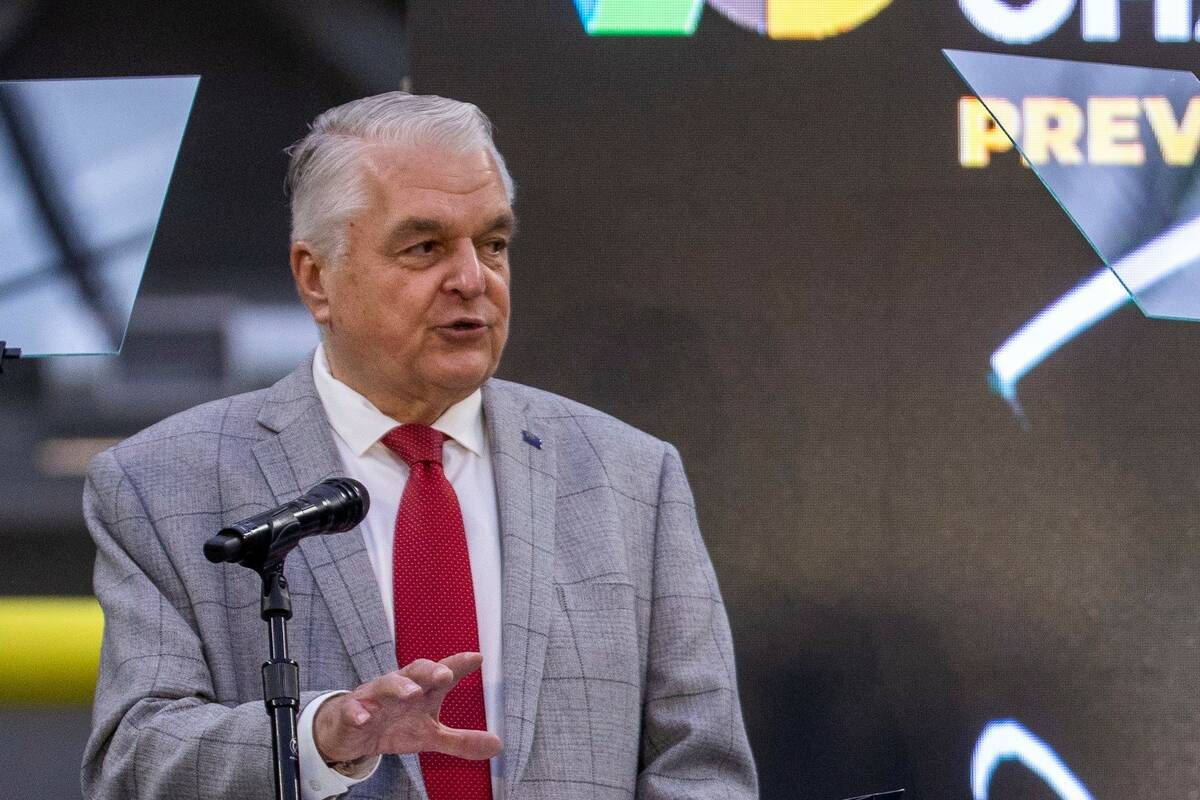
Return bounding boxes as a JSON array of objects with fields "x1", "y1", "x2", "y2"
[{"x1": 426, "y1": 359, "x2": 499, "y2": 396}]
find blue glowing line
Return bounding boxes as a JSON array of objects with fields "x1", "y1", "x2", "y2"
[
  {"x1": 989, "y1": 268, "x2": 1129, "y2": 405},
  {"x1": 1104, "y1": 214, "x2": 1200, "y2": 312},
  {"x1": 990, "y1": 215, "x2": 1200, "y2": 410},
  {"x1": 971, "y1": 720, "x2": 1094, "y2": 800}
]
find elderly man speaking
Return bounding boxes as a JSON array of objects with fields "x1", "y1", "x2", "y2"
[{"x1": 81, "y1": 93, "x2": 758, "y2": 800}]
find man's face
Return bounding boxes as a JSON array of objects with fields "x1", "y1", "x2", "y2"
[{"x1": 295, "y1": 141, "x2": 514, "y2": 419}]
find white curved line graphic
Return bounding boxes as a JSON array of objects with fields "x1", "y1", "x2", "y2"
[
  {"x1": 1114, "y1": 214, "x2": 1200, "y2": 293},
  {"x1": 971, "y1": 720, "x2": 1094, "y2": 800},
  {"x1": 989, "y1": 266, "x2": 1128, "y2": 405},
  {"x1": 990, "y1": 215, "x2": 1200, "y2": 408}
]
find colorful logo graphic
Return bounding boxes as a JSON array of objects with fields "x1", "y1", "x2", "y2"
[
  {"x1": 575, "y1": 0, "x2": 1200, "y2": 42},
  {"x1": 573, "y1": 0, "x2": 895, "y2": 39}
]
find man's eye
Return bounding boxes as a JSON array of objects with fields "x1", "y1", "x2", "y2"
[
  {"x1": 405, "y1": 241, "x2": 436, "y2": 256},
  {"x1": 483, "y1": 240, "x2": 508, "y2": 255}
]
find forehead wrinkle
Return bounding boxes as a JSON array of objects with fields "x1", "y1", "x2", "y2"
[
  {"x1": 392, "y1": 217, "x2": 447, "y2": 235},
  {"x1": 355, "y1": 144, "x2": 513, "y2": 251},
  {"x1": 366, "y1": 167, "x2": 509, "y2": 221},
  {"x1": 361, "y1": 142, "x2": 503, "y2": 197}
]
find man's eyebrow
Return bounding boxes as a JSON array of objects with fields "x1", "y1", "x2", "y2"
[
  {"x1": 386, "y1": 218, "x2": 449, "y2": 242},
  {"x1": 479, "y1": 212, "x2": 518, "y2": 237},
  {"x1": 384, "y1": 213, "x2": 517, "y2": 245}
]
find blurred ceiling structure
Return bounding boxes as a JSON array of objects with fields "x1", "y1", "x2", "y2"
[{"x1": 0, "y1": 0, "x2": 409, "y2": 593}]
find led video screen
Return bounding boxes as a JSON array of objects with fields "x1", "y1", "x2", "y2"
[{"x1": 406, "y1": 3, "x2": 1200, "y2": 799}]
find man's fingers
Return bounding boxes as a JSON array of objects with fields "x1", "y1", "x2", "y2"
[
  {"x1": 379, "y1": 672, "x2": 424, "y2": 700},
  {"x1": 340, "y1": 694, "x2": 374, "y2": 726},
  {"x1": 315, "y1": 692, "x2": 378, "y2": 763},
  {"x1": 400, "y1": 657, "x2": 456, "y2": 692},
  {"x1": 439, "y1": 652, "x2": 484, "y2": 685},
  {"x1": 354, "y1": 672, "x2": 422, "y2": 714},
  {"x1": 431, "y1": 725, "x2": 503, "y2": 761}
]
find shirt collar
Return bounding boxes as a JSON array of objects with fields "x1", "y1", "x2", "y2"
[{"x1": 311, "y1": 345, "x2": 485, "y2": 459}]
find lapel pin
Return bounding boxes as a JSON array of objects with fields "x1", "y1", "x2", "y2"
[{"x1": 522, "y1": 430, "x2": 542, "y2": 449}]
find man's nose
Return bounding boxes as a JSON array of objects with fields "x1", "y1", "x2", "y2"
[{"x1": 444, "y1": 240, "x2": 486, "y2": 298}]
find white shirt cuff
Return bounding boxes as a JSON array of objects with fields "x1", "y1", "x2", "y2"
[{"x1": 298, "y1": 691, "x2": 382, "y2": 800}]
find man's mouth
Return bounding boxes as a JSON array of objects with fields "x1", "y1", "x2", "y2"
[
  {"x1": 447, "y1": 320, "x2": 484, "y2": 330},
  {"x1": 437, "y1": 317, "x2": 488, "y2": 334}
]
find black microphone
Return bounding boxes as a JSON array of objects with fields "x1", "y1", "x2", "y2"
[{"x1": 204, "y1": 477, "x2": 370, "y2": 568}]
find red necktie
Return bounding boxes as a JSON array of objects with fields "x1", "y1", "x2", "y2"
[{"x1": 382, "y1": 424, "x2": 492, "y2": 800}]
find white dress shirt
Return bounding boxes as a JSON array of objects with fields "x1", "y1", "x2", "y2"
[{"x1": 297, "y1": 345, "x2": 505, "y2": 800}]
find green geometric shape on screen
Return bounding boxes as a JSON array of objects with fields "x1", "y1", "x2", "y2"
[{"x1": 574, "y1": 0, "x2": 704, "y2": 35}]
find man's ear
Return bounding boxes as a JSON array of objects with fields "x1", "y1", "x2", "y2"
[{"x1": 291, "y1": 241, "x2": 332, "y2": 326}]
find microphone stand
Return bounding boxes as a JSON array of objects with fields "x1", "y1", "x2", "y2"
[
  {"x1": 204, "y1": 477, "x2": 368, "y2": 800},
  {"x1": 249, "y1": 517, "x2": 304, "y2": 800}
]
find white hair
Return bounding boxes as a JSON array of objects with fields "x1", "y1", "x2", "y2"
[{"x1": 286, "y1": 92, "x2": 515, "y2": 264}]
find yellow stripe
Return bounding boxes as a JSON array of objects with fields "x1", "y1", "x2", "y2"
[
  {"x1": 0, "y1": 597, "x2": 102, "y2": 705},
  {"x1": 767, "y1": 0, "x2": 894, "y2": 40}
]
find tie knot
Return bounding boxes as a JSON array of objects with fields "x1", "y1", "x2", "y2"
[{"x1": 382, "y1": 424, "x2": 445, "y2": 467}]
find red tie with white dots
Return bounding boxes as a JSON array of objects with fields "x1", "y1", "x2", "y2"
[{"x1": 382, "y1": 423, "x2": 492, "y2": 800}]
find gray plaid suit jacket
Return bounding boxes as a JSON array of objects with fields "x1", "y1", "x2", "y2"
[{"x1": 81, "y1": 357, "x2": 757, "y2": 800}]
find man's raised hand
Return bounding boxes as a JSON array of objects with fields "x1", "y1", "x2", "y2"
[{"x1": 313, "y1": 652, "x2": 502, "y2": 765}]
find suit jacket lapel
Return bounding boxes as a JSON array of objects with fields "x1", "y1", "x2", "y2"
[
  {"x1": 251, "y1": 357, "x2": 398, "y2": 685},
  {"x1": 483, "y1": 381, "x2": 557, "y2": 795},
  {"x1": 253, "y1": 358, "x2": 427, "y2": 797}
]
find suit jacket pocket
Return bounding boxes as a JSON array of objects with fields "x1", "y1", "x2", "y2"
[
  {"x1": 555, "y1": 580, "x2": 636, "y2": 612},
  {"x1": 546, "y1": 580, "x2": 640, "y2": 689}
]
